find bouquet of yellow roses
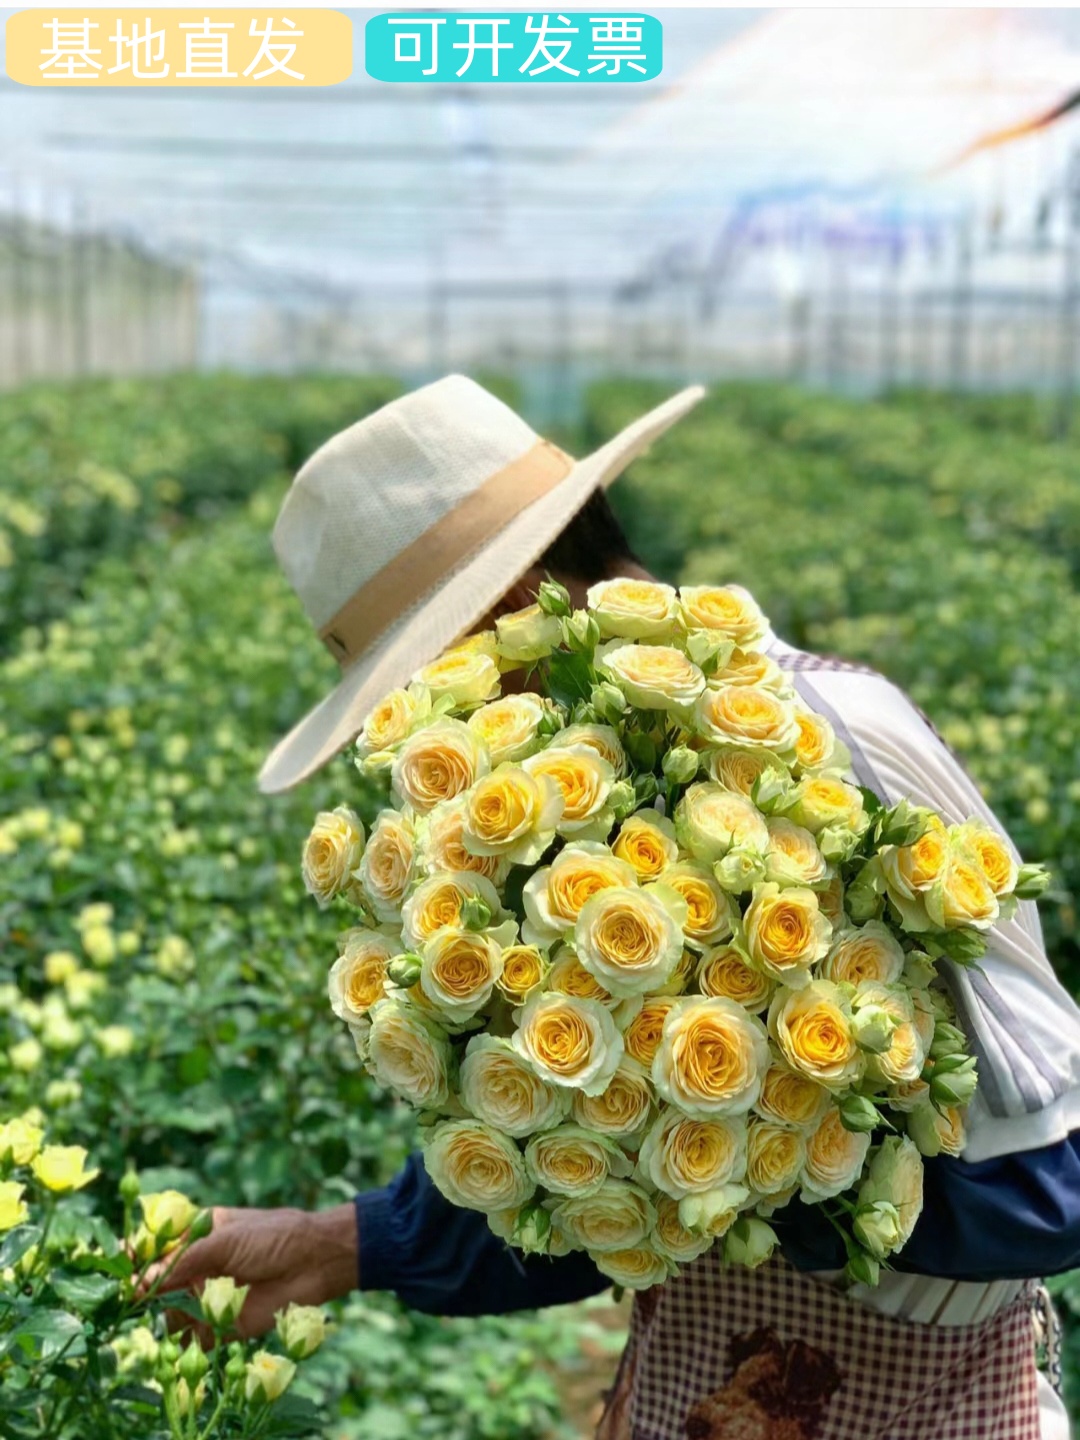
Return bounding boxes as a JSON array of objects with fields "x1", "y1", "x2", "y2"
[{"x1": 302, "y1": 579, "x2": 1047, "y2": 1290}]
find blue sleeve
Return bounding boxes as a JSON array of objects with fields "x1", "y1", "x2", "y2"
[
  {"x1": 354, "y1": 1152, "x2": 609, "y2": 1316},
  {"x1": 774, "y1": 1132, "x2": 1080, "y2": 1282}
]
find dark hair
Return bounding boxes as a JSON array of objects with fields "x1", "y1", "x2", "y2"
[{"x1": 539, "y1": 488, "x2": 641, "y2": 582}]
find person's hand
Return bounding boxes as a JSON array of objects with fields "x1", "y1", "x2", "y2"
[{"x1": 152, "y1": 1202, "x2": 358, "y2": 1339}]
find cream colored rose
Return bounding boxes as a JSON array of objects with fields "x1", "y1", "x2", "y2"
[
  {"x1": 744, "y1": 883, "x2": 832, "y2": 988},
  {"x1": 705, "y1": 746, "x2": 780, "y2": 798},
  {"x1": 907, "y1": 1101, "x2": 966, "y2": 1158},
  {"x1": 419, "y1": 927, "x2": 505, "y2": 1021},
  {"x1": 512, "y1": 992, "x2": 624, "y2": 1096},
  {"x1": 523, "y1": 842, "x2": 637, "y2": 946},
  {"x1": 302, "y1": 806, "x2": 365, "y2": 908},
  {"x1": 392, "y1": 720, "x2": 490, "y2": 815},
  {"x1": 496, "y1": 945, "x2": 549, "y2": 1004},
  {"x1": 820, "y1": 922, "x2": 904, "y2": 986},
  {"x1": 713, "y1": 648, "x2": 788, "y2": 692},
  {"x1": 549, "y1": 1178, "x2": 656, "y2": 1253},
  {"x1": 868, "y1": 1014, "x2": 925, "y2": 1087},
  {"x1": 328, "y1": 929, "x2": 396, "y2": 1025},
  {"x1": 413, "y1": 647, "x2": 500, "y2": 709},
  {"x1": 653, "y1": 996, "x2": 769, "y2": 1117},
  {"x1": 358, "y1": 810, "x2": 416, "y2": 922},
  {"x1": 598, "y1": 643, "x2": 706, "y2": 713},
  {"x1": 856, "y1": 1135, "x2": 924, "y2": 1249},
  {"x1": 925, "y1": 851, "x2": 1000, "y2": 931},
  {"x1": 366, "y1": 1000, "x2": 451, "y2": 1109},
  {"x1": 593, "y1": 1245, "x2": 672, "y2": 1290},
  {"x1": 674, "y1": 782, "x2": 769, "y2": 863},
  {"x1": 559, "y1": 723, "x2": 628, "y2": 777},
  {"x1": 764, "y1": 819, "x2": 829, "y2": 889},
  {"x1": 952, "y1": 820, "x2": 1018, "y2": 898},
  {"x1": 679, "y1": 585, "x2": 768, "y2": 648},
  {"x1": 647, "y1": 944, "x2": 698, "y2": 998},
  {"x1": 638, "y1": 1107, "x2": 747, "y2": 1199},
  {"x1": 887, "y1": 1078, "x2": 931, "y2": 1114},
  {"x1": 587, "y1": 577, "x2": 678, "y2": 641},
  {"x1": 817, "y1": 874, "x2": 846, "y2": 926},
  {"x1": 356, "y1": 687, "x2": 430, "y2": 762},
  {"x1": 695, "y1": 685, "x2": 798, "y2": 756},
  {"x1": 467, "y1": 693, "x2": 548, "y2": 765},
  {"x1": 660, "y1": 862, "x2": 734, "y2": 948},
  {"x1": 697, "y1": 946, "x2": 774, "y2": 1012},
  {"x1": 613, "y1": 813, "x2": 679, "y2": 882},
  {"x1": 459, "y1": 1034, "x2": 569, "y2": 1137},
  {"x1": 546, "y1": 948, "x2": 614, "y2": 1004},
  {"x1": 401, "y1": 871, "x2": 504, "y2": 949},
  {"x1": 800, "y1": 1107, "x2": 871, "y2": 1202},
  {"x1": 462, "y1": 763, "x2": 563, "y2": 866},
  {"x1": 523, "y1": 744, "x2": 615, "y2": 840},
  {"x1": 623, "y1": 996, "x2": 678, "y2": 1067},
  {"x1": 788, "y1": 774, "x2": 866, "y2": 836},
  {"x1": 677, "y1": 1184, "x2": 749, "y2": 1239},
  {"x1": 495, "y1": 603, "x2": 562, "y2": 663},
  {"x1": 881, "y1": 815, "x2": 949, "y2": 898},
  {"x1": 793, "y1": 708, "x2": 841, "y2": 772},
  {"x1": 755, "y1": 1062, "x2": 831, "y2": 1131},
  {"x1": 421, "y1": 798, "x2": 510, "y2": 887},
  {"x1": 572, "y1": 1057, "x2": 654, "y2": 1138},
  {"x1": 574, "y1": 885, "x2": 687, "y2": 998},
  {"x1": 525, "y1": 1124, "x2": 631, "y2": 1197},
  {"x1": 746, "y1": 1118, "x2": 807, "y2": 1197},
  {"x1": 424, "y1": 1119, "x2": 534, "y2": 1212},
  {"x1": 651, "y1": 1196, "x2": 716, "y2": 1264},
  {"x1": 768, "y1": 980, "x2": 862, "y2": 1090}
]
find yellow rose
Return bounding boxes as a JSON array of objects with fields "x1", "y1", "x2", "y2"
[
  {"x1": 744, "y1": 883, "x2": 832, "y2": 987},
  {"x1": 881, "y1": 815, "x2": 948, "y2": 898},
  {"x1": 275, "y1": 1302, "x2": 327, "y2": 1360},
  {"x1": 817, "y1": 874, "x2": 846, "y2": 926},
  {"x1": 638, "y1": 1107, "x2": 747, "y2": 1198},
  {"x1": 653, "y1": 997, "x2": 769, "y2": 1117},
  {"x1": 674, "y1": 782, "x2": 769, "y2": 862},
  {"x1": 495, "y1": 603, "x2": 562, "y2": 664},
  {"x1": 572, "y1": 1057, "x2": 654, "y2": 1138},
  {"x1": 31, "y1": 1145, "x2": 99, "y2": 1194},
  {"x1": 201, "y1": 1275, "x2": 249, "y2": 1330},
  {"x1": 793, "y1": 708, "x2": 841, "y2": 772},
  {"x1": 623, "y1": 996, "x2": 678, "y2": 1067},
  {"x1": 467, "y1": 694, "x2": 548, "y2": 764},
  {"x1": 746, "y1": 1118, "x2": 807, "y2": 1197},
  {"x1": 366, "y1": 999, "x2": 452, "y2": 1108},
  {"x1": 496, "y1": 945, "x2": 549, "y2": 1004},
  {"x1": 424, "y1": 1119, "x2": 534, "y2": 1212},
  {"x1": 574, "y1": 885, "x2": 686, "y2": 998},
  {"x1": 677, "y1": 1184, "x2": 749, "y2": 1239},
  {"x1": 0, "y1": 1181, "x2": 28, "y2": 1232},
  {"x1": 459, "y1": 1035, "x2": 569, "y2": 1137},
  {"x1": 593, "y1": 1245, "x2": 672, "y2": 1290},
  {"x1": 44, "y1": 951, "x2": 79, "y2": 985},
  {"x1": 800, "y1": 1107, "x2": 871, "y2": 1201},
  {"x1": 651, "y1": 1195, "x2": 716, "y2": 1264},
  {"x1": 547, "y1": 949, "x2": 613, "y2": 1004},
  {"x1": 511, "y1": 992, "x2": 624, "y2": 1096},
  {"x1": 649, "y1": 944, "x2": 699, "y2": 997},
  {"x1": 660, "y1": 862, "x2": 734, "y2": 948},
  {"x1": 868, "y1": 1014, "x2": 925, "y2": 1087},
  {"x1": 244, "y1": 1351, "x2": 296, "y2": 1404},
  {"x1": 525, "y1": 1124, "x2": 631, "y2": 1197},
  {"x1": 413, "y1": 648, "x2": 500, "y2": 709},
  {"x1": 887, "y1": 1078, "x2": 931, "y2": 1113},
  {"x1": 764, "y1": 819, "x2": 829, "y2": 889},
  {"x1": 754, "y1": 1062, "x2": 831, "y2": 1131},
  {"x1": 419, "y1": 928, "x2": 505, "y2": 1021},
  {"x1": 522, "y1": 842, "x2": 636, "y2": 946},
  {"x1": 952, "y1": 820, "x2": 1018, "y2": 898},
  {"x1": 559, "y1": 723, "x2": 628, "y2": 777},
  {"x1": 401, "y1": 871, "x2": 503, "y2": 949},
  {"x1": 358, "y1": 810, "x2": 416, "y2": 922},
  {"x1": 697, "y1": 946, "x2": 774, "y2": 1012},
  {"x1": 328, "y1": 929, "x2": 395, "y2": 1025},
  {"x1": 926, "y1": 851, "x2": 1000, "y2": 931},
  {"x1": 549, "y1": 1178, "x2": 655, "y2": 1252},
  {"x1": 695, "y1": 685, "x2": 798, "y2": 755},
  {"x1": 856, "y1": 1135, "x2": 924, "y2": 1249},
  {"x1": 139, "y1": 1189, "x2": 199, "y2": 1238},
  {"x1": 788, "y1": 775, "x2": 866, "y2": 836},
  {"x1": 598, "y1": 643, "x2": 706, "y2": 713},
  {"x1": 613, "y1": 813, "x2": 679, "y2": 882},
  {"x1": 907, "y1": 1102, "x2": 966, "y2": 1158},
  {"x1": 356, "y1": 687, "x2": 430, "y2": 762},
  {"x1": 820, "y1": 922, "x2": 904, "y2": 987},
  {"x1": 587, "y1": 577, "x2": 678, "y2": 641},
  {"x1": 462, "y1": 763, "x2": 563, "y2": 866},
  {"x1": 421, "y1": 798, "x2": 510, "y2": 887},
  {"x1": 0, "y1": 1116, "x2": 44, "y2": 1165},
  {"x1": 524, "y1": 745, "x2": 615, "y2": 840},
  {"x1": 705, "y1": 746, "x2": 779, "y2": 798},
  {"x1": 768, "y1": 980, "x2": 862, "y2": 1090},
  {"x1": 678, "y1": 585, "x2": 768, "y2": 648},
  {"x1": 302, "y1": 806, "x2": 365, "y2": 908},
  {"x1": 392, "y1": 719, "x2": 490, "y2": 815}
]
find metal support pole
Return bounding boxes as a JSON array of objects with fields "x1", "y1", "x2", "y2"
[{"x1": 1055, "y1": 148, "x2": 1080, "y2": 439}]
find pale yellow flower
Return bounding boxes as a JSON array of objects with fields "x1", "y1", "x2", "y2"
[
  {"x1": 754, "y1": 1062, "x2": 831, "y2": 1131},
  {"x1": 768, "y1": 981, "x2": 863, "y2": 1090},
  {"x1": 598, "y1": 643, "x2": 705, "y2": 712},
  {"x1": 952, "y1": 820, "x2": 1018, "y2": 898},
  {"x1": 356, "y1": 687, "x2": 430, "y2": 761},
  {"x1": 392, "y1": 719, "x2": 490, "y2": 815},
  {"x1": 401, "y1": 871, "x2": 503, "y2": 949},
  {"x1": 328, "y1": 929, "x2": 396, "y2": 1025},
  {"x1": 695, "y1": 685, "x2": 798, "y2": 755},
  {"x1": 574, "y1": 884, "x2": 686, "y2": 998},
  {"x1": 697, "y1": 946, "x2": 774, "y2": 1012},
  {"x1": 572, "y1": 1057, "x2": 654, "y2": 1139},
  {"x1": 467, "y1": 694, "x2": 548, "y2": 765},
  {"x1": 358, "y1": 809, "x2": 416, "y2": 921},
  {"x1": 419, "y1": 927, "x2": 506, "y2": 1021},
  {"x1": 612, "y1": 813, "x2": 679, "y2": 882},
  {"x1": 820, "y1": 922, "x2": 904, "y2": 987},
  {"x1": 245, "y1": 1351, "x2": 296, "y2": 1404},
  {"x1": 140, "y1": 1189, "x2": 198, "y2": 1237},
  {"x1": 674, "y1": 782, "x2": 769, "y2": 863},
  {"x1": 764, "y1": 819, "x2": 829, "y2": 889},
  {"x1": 511, "y1": 992, "x2": 623, "y2": 1096},
  {"x1": 366, "y1": 1000, "x2": 451, "y2": 1109},
  {"x1": 413, "y1": 648, "x2": 499, "y2": 709},
  {"x1": 744, "y1": 883, "x2": 832, "y2": 988},
  {"x1": 0, "y1": 1117, "x2": 44, "y2": 1166},
  {"x1": 660, "y1": 863, "x2": 734, "y2": 948},
  {"x1": 522, "y1": 842, "x2": 636, "y2": 947},
  {"x1": 525, "y1": 1124, "x2": 630, "y2": 1197},
  {"x1": 587, "y1": 577, "x2": 678, "y2": 641},
  {"x1": 800, "y1": 1107, "x2": 870, "y2": 1202},
  {"x1": 622, "y1": 996, "x2": 678, "y2": 1068},
  {"x1": 301, "y1": 806, "x2": 365, "y2": 908},
  {"x1": 424, "y1": 1119, "x2": 534, "y2": 1212},
  {"x1": 460, "y1": 1035, "x2": 569, "y2": 1137},
  {"x1": 678, "y1": 585, "x2": 768, "y2": 647},
  {"x1": 549, "y1": 1178, "x2": 655, "y2": 1253},
  {"x1": 653, "y1": 997, "x2": 769, "y2": 1117},
  {"x1": 496, "y1": 945, "x2": 548, "y2": 1004},
  {"x1": 494, "y1": 604, "x2": 562, "y2": 663},
  {"x1": 523, "y1": 745, "x2": 615, "y2": 840},
  {"x1": 275, "y1": 1302, "x2": 327, "y2": 1359},
  {"x1": 593, "y1": 1245, "x2": 672, "y2": 1290},
  {"x1": 0, "y1": 1182, "x2": 28, "y2": 1232},
  {"x1": 421, "y1": 798, "x2": 510, "y2": 886},
  {"x1": 32, "y1": 1145, "x2": 98, "y2": 1194},
  {"x1": 462, "y1": 763, "x2": 563, "y2": 866},
  {"x1": 638, "y1": 1107, "x2": 748, "y2": 1199}
]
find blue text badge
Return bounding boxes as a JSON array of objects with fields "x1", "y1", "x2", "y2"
[{"x1": 365, "y1": 12, "x2": 662, "y2": 83}]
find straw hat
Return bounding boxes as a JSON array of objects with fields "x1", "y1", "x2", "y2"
[{"x1": 259, "y1": 373, "x2": 705, "y2": 793}]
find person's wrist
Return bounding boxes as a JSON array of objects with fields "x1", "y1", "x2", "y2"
[{"x1": 308, "y1": 1203, "x2": 359, "y2": 1303}]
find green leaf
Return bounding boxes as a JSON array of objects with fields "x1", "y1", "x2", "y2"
[
  {"x1": 11, "y1": 1309, "x2": 87, "y2": 1364},
  {"x1": 49, "y1": 1270, "x2": 120, "y2": 1312},
  {"x1": 0, "y1": 1226, "x2": 42, "y2": 1271}
]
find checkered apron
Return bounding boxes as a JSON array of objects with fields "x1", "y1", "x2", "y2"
[{"x1": 595, "y1": 1252, "x2": 1042, "y2": 1440}]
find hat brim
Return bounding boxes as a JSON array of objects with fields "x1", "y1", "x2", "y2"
[{"x1": 258, "y1": 383, "x2": 706, "y2": 793}]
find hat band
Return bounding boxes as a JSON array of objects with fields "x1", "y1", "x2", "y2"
[{"x1": 318, "y1": 437, "x2": 575, "y2": 667}]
